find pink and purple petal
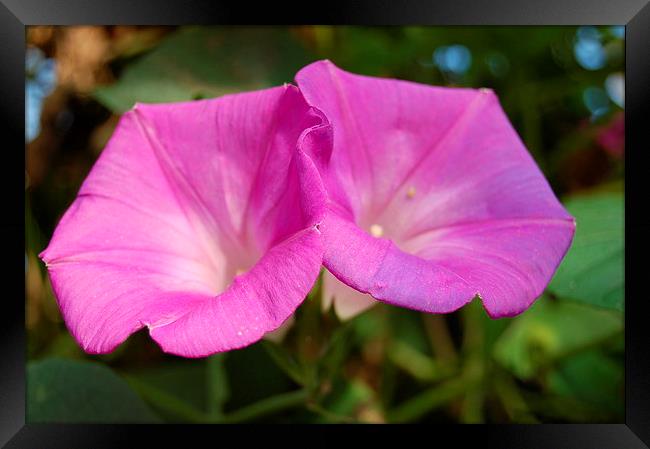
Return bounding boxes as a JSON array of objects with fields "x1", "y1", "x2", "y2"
[
  {"x1": 40, "y1": 85, "x2": 329, "y2": 356},
  {"x1": 295, "y1": 60, "x2": 575, "y2": 318}
]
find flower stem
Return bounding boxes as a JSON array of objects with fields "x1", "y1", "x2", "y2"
[
  {"x1": 127, "y1": 373, "x2": 307, "y2": 424},
  {"x1": 387, "y1": 377, "x2": 471, "y2": 423},
  {"x1": 221, "y1": 389, "x2": 309, "y2": 423},
  {"x1": 306, "y1": 402, "x2": 357, "y2": 423},
  {"x1": 422, "y1": 314, "x2": 458, "y2": 366},
  {"x1": 493, "y1": 371, "x2": 539, "y2": 423},
  {"x1": 206, "y1": 353, "x2": 229, "y2": 418}
]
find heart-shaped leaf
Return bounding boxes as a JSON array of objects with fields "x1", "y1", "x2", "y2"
[
  {"x1": 549, "y1": 193, "x2": 624, "y2": 311},
  {"x1": 28, "y1": 357, "x2": 160, "y2": 423}
]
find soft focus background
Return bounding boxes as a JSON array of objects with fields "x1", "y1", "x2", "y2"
[{"x1": 25, "y1": 26, "x2": 624, "y2": 424}]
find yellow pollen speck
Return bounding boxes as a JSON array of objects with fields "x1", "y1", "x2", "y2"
[
  {"x1": 407, "y1": 186, "x2": 416, "y2": 199},
  {"x1": 235, "y1": 268, "x2": 246, "y2": 276},
  {"x1": 369, "y1": 224, "x2": 384, "y2": 238}
]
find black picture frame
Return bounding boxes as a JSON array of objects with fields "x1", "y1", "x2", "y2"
[{"x1": 3, "y1": 0, "x2": 649, "y2": 447}]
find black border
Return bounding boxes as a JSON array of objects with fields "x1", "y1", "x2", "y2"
[{"x1": 4, "y1": 0, "x2": 649, "y2": 447}]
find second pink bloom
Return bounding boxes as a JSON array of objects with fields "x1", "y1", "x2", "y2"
[{"x1": 295, "y1": 60, "x2": 575, "y2": 319}]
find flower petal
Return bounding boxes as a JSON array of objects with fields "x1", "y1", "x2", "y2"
[
  {"x1": 318, "y1": 208, "x2": 476, "y2": 315},
  {"x1": 149, "y1": 227, "x2": 322, "y2": 356},
  {"x1": 41, "y1": 85, "x2": 329, "y2": 355},
  {"x1": 322, "y1": 269, "x2": 377, "y2": 320},
  {"x1": 296, "y1": 60, "x2": 575, "y2": 318}
]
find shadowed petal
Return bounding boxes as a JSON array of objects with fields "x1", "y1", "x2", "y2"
[
  {"x1": 322, "y1": 270, "x2": 377, "y2": 320},
  {"x1": 40, "y1": 85, "x2": 329, "y2": 355},
  {"x1": 296, "y1": 60, "x2": 575, "y2": 318}
]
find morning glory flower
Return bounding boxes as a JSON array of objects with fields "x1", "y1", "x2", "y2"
[
  {"x1": 295, "y1": 60, "x2": 575, "y2": 319},
  {"x1": 40, "y1": 85, "x2": 329, "y2": 357}
]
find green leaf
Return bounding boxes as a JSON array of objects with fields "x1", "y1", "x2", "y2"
[
  {"x1": 351, "y1": 305, "x2": 387, "y2": 342},
  {"x1": 121, "y1": 359, "x2": 209, "y2": 414},
  {"x1": 523, "y1": 391, "x2": 617, "y2": 423},
  {"x1": 318, "y1": 322, "x2": 355, "y2": 383},
  {"x1": 547, "y1": 349, "x2": 623, "y2": 416},
  {"x1": 549, "y1": 193, "x2": 624, "y2": 311},
  {"x1": 493, "y1": 297, "x2": 622, "y2": 379},
  {"x1": 123, "y1": 375, "x2": 208, "y2": 423},
  {"x1": 262, "y1": 340, "x2": 306, "y2": 386},
  {"x1": 94, "y1": 26, "x2": 314, "y2": 113},
  {"x1": 28, "y1": 358, "x2": 160, "y2": 423},
  {"x1": 389, "y1": 307, "x2": 432, "y2": 355},
  {"x1": 315, "y1": 379, "x2": 382, "y2": 423},
  {"x1": 386, "y1": 341, "x2": 439, "y2": 382},
  {"x1": 224, "y1": 343, "x2": 295, "y2": 409}
]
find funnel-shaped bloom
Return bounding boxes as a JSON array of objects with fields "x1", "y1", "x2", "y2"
[
  {"x1": 295, "y1": 61, "x2": 575, "y2": 319},
  {"x1": 40, "y1": 85, "x2": 329, "y2": 357}
]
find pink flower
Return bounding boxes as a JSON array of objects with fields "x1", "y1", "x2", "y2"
[
  {"x1": 40, "y1": 85, "x2": 330, "y2": 357},
  {"x1": 295, "y1": 60, "x2": 575, "y2": 319}
]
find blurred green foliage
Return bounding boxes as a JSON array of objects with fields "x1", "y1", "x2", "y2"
[
  {"x1": 94, "y1": 27, "x2": 313, "y2": 113},
  {"x1": 494, "y1": 298, "x2": 622, "y2": 379},
  {"x1": 25, "y1": 25, "x2": 624, "y2": 424}
]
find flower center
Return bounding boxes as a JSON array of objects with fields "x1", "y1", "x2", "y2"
[
  {"x1": 360, "y1": 184, "x2": 421, "y2": 251},
  {"x1": 369, "y1": 224, "x2": 384, "y2": 238},
  {"x1": 406, "y1": 186, "x2": 417, "y2": 199},
  {"x1": 204, "y1": 239, "x2": 262, "y2": 296}
]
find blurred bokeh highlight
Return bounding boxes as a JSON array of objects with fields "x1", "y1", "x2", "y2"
[{"x1": 25, "y1": 26, "x2": 624, "y2": 423}]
